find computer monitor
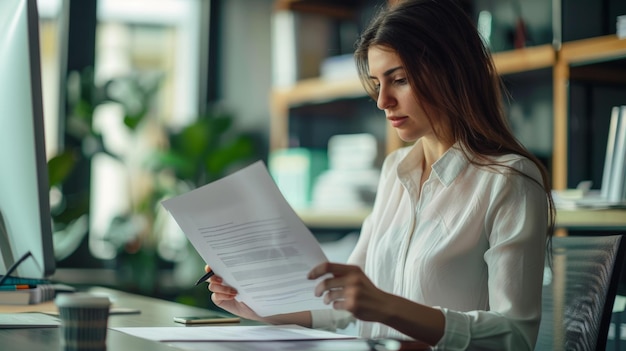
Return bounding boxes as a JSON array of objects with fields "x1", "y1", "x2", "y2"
[{"x1": 0, "y1": 0, "x2": 55, "y2": 279}]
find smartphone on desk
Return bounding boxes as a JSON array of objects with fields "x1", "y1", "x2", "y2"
[{"x1": 173, "y1": 314, "x2": 240, "y2": 325}]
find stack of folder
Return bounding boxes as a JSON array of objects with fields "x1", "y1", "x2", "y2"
[{"x1": 0, "y1": 276, "x2": 55, "y2": 305}]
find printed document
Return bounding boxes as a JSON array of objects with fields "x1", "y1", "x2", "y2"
[
  {"x1": 113, "y1": 324, "x2": 354, "y2": 342},
  {"x1": 161, "y1": 161, "x2": 332, "y2": 317},
  {"x1": 0, "y1": 313, "x2": 59, "y2": 328}
]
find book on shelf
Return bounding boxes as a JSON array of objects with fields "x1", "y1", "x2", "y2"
[
  {"x1": 574, "y1": 105, "x2": 626, "y2": 208},
  {"x1": 609, "y1": 105, "x2": 626, "y2": 203}
]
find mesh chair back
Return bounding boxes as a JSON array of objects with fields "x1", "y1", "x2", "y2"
[{"x1": 535, "y1": 235, "x2": 626, "y2": 351}]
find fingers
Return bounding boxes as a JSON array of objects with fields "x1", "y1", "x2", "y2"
[
  {"x1": 314, "y1": 276, "x2": 345, "y2": 297},
  {"x1": 308, "y1": 263, "x2": 355, "y2": 300},
  {"x1": 321, "y1": 286, "x2": 345, "y2": 304},
  {"x1": 202, "y1": 266, "x2": 237, "y2": 298},
  {"x1": 211, "y1": 291, "x2": 235, "y2": 306},
  {"x1": 307, "y1": 262, "x2": 357, "y2": 280},
  {"x1": 207, "y1": 274, "x2": 238, "y2": 301}
]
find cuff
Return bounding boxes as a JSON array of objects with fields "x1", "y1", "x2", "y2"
[
  {"x1": 435, "y1": 307, "x2": 471, "y2": 351},
  {"x1": 310, "y1": 309, "x2": 354, "y2": 332}
]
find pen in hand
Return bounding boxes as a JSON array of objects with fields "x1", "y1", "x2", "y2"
[{"x1": 194, "y1": 270, "x2": 215, "y2": 286}]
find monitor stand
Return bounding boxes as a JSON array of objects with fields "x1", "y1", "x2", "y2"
[{"x1": 0, "y1": 211, "x2": 16, "y2": 274}]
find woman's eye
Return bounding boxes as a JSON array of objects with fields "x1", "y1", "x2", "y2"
[{"x1": 394, "y1": 78, "x2": 407, "y2": 85}]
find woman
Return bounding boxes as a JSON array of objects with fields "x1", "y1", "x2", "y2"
[{"x1": 205, "y1": 0, "x2": 555, "y2": 349}]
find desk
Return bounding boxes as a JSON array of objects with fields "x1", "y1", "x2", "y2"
[{"x1": 0, "y1": 287, "x2": 428, "y2": 351}]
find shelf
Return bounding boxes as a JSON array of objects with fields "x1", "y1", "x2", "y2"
[
  {"x1": 273, "y1": 44, "x2": 557, "y2": 108},
  {"x1": 272, "y1": 77, "x2": 366, "y2": 107},
  {"x1": 269, "y1": 44, "x2": 558, "y2": 153},
  {"x1": 556, "y1": 208, "x2": 626, "y2": 231},
  {"x1": 561, "y1": 35, "x2": 626, "y2": 65},
  {"x1": 296, "y1": 208, "x2": 370, "y2": 229},
  {"x1": 296, "y1": 207, "x2": 626, "y2": 231},
  {"x1": 492, "y1": 44, "x2": 555, "y2": 74}
]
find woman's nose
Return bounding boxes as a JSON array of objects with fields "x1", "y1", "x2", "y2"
[{"x1": 376, "y1": 87, "x2": 395, "y2": 110}]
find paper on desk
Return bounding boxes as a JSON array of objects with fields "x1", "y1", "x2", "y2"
[
  {"x1": 0, "y1": 313, "x2": 60, "y2": 328},
  {"x1": 113, "y1": 324, "x2": 355, "y2": 342},
  {"x1": 161, "y1": 161, "x2": 331, "y2": 317}
]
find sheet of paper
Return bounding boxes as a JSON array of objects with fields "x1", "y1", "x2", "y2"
[
  {"x1": 112, "y1": 324, "x2": 355, "y2": 342},
  {"x1": 167, "y1": 340, "x2": 368, "y2": 351},
  {"x1": 0, "y1": 300, "x2": 139, "y2": 316},
  {"x1": 161, "y1": 161, "x2": 331, "y2": 317},
  {"x1": 0, "y1": 300, "x2": 57, "y2": 314},
  {"x1": 0, "y1": 312, "x2": 60, "y2": 328}
]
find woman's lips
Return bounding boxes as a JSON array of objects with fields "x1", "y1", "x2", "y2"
[{"x1": 387, "y1": 116, "x2": 408, "y2": 128}]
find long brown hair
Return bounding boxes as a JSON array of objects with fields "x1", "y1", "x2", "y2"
[{"x1": 355, "y1": 0, "x2": 555, "y2": 238}]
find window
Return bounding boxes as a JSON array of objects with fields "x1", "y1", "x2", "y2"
[
  {"x1": 38, "y1": 0, "x2": 64, "y2": 158},
  {"x1": 89, "y1": 0, "x2": 204, "y2": 259}
]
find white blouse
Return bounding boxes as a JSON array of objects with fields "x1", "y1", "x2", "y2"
[{"x1": 311, "y1": 140, "x2": 548, "y2": 351}]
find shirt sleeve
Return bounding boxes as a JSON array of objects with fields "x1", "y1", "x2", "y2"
[{"x1": 436, "y1": 160, "x2": 549, "y2": 351}]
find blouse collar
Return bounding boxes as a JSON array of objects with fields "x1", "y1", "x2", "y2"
[{"x1": 398, "y1": 140, "x2": 470, "y2": 188}]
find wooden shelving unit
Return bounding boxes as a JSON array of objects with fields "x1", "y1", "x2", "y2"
[
  {"x1": 270, "y1": 1, "x2": 626, "y2": 230},
  {"x1": 553, "y1": 35, "x2": 626, "y2": 190},
  {"x1": 492, "y1": 44, "x2": 555, "y2": 74},
  {"x1": 270, "y1": 37, "x2": 626, "y2": 190}
]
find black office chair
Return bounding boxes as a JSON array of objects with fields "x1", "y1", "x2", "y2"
[{"x1": 535, "y1": 235, "x2": 626, "y2": 351}]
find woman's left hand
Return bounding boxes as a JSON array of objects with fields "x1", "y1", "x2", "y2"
[{"x1": 308, "y1": 262, "x2": 390, "y2": 322}]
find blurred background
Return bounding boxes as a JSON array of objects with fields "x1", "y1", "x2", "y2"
[{"x1": 36, "y1": 0, "x2": 626, "y2": 311}]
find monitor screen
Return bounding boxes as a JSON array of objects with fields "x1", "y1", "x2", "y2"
[{"x1": 0, "y1": 0, "x2": 55, "y2": 279}]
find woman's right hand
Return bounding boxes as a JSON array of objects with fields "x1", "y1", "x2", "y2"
[{"x1": 204, "y1": 265, "x2": 262, "y2": 321}]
